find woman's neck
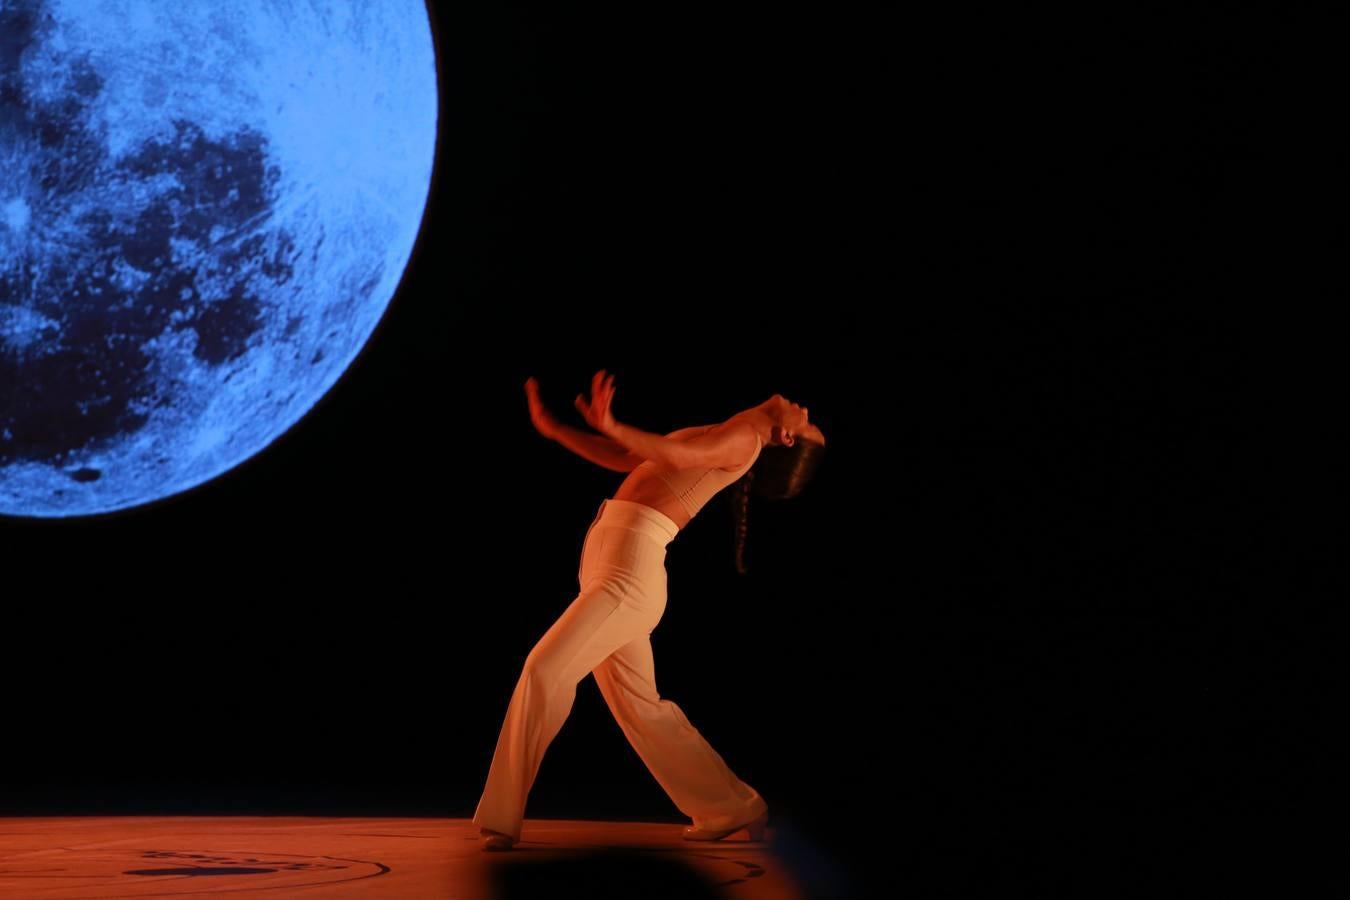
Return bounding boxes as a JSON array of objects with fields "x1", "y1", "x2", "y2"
[{"x1": 734, "y1": 408, "x2": 777, "y2": 445}]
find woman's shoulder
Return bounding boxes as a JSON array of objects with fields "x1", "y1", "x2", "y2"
[
  {"x1": 663, "y1": 423, "x2": 720, "y2": 441},
  {"x1": 667, "y1": 418, "x2": 759, "y2": 441}
]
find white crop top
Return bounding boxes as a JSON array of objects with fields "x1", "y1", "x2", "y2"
[{"x1": 636, "y1": 429, "x2": 763, "y2": 519}]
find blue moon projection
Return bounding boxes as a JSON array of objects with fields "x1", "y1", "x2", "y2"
[{"x1": 0, "y1": 1, "x2": 438, "y2": 517}]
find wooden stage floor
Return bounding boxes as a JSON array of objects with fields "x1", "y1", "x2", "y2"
[{"x1": 0, "y1": 816, "x2": 816, "y2": 899}]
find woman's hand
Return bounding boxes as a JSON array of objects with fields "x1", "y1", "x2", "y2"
[
  {"x1": 574, "y1": 369, "x2": 618, "y2": 435},
  {"x1": 525, "y1": 377, "x2": 558, "y2": 439}
]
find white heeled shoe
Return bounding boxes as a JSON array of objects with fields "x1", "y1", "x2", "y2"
[
  {"x1": 480, "y1": 828, "x2": 515, "y2": 851},
  {"x1": 681, "y1": 810, "x2": 768, "y2": 842}
]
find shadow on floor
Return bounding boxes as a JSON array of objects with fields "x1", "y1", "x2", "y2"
[{"x1": 485, "y1": 848, "x2": 728, "y2": 900}]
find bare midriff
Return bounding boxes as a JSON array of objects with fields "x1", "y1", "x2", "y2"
[{"x1": 611, "y1": 470, "x2": 693, "y2": 530}]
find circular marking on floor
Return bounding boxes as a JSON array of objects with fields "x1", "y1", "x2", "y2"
[{"x1": 0, "y1": 847, "x2": 389, "y2": 896}]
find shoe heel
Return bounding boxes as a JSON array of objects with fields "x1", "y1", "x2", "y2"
[{"x1": 480, "y1": 829, "x2": 515, "y2": 851}]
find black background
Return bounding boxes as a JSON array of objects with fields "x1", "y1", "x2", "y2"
[{"x1": 2, "y1": 3, "x2": 1328, "y2": 894}]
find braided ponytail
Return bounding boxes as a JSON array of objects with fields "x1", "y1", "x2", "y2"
[
  {"x1": 729, "y1": 435, "x2": 826, "y2": 575},
  {"x1": 732, "y1": 468, "x2": 755, "y2": 575}
]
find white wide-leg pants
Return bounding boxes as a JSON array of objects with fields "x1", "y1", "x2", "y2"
[{"x1": 472, "y1": 499, "x2": 768, "y2": 842}]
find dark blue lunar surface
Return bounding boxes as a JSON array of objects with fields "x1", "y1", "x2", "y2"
[{"x1": 0, "y1": 0, "x2": 437, "y2": 516}]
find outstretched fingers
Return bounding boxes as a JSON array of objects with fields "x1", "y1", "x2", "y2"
[{"x1": 573, "y1": 369, "x2": 618, "y2": 431}]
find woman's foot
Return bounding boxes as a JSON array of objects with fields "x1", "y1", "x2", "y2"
[
  {"x1": 480, "y1": 828, "x2": 515, "y2": 851},
  {"x1": 681, "y1": 810, "x2": 768, "y2": 842}
]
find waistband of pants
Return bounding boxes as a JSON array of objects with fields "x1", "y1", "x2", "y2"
[{"x1": 593, "y1": 499, "x2": 680, "y2": 546}]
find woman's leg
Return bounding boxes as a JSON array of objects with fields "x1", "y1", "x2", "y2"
[
  {"x1": 472, "y1": 582, "x2": 651, "y2": 843},
  {"x1": 592, "y1": 634, "x2": 768, "y2": 832}
]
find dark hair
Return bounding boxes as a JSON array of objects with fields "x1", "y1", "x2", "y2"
[{"x1": 732, "y1": 437, "x2": 826, "y2": 574}]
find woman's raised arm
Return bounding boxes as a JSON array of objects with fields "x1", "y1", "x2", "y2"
[
  {"x1": 526, "y1": 377, "x2": 641, "y2": 472},
  {"x1": 575, "y1": 370, "x2": 759, "y2": 471}
]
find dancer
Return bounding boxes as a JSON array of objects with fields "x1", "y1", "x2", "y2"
[{"x1": 473, "y1": 370, "x2": 826, "y2": 851}]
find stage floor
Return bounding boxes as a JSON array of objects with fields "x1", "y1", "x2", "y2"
[{"x1": 0, "y1": 816, "x2": 810, "y2": 899}]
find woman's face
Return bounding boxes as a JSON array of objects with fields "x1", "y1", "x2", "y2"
[{"x1": 770, "y1": 396, "x2": 823, "y2": 447}]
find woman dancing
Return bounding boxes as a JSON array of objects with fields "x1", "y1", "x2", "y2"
[{"x1": 473, "y1": 370, "x2": 826, "y2": 851}]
